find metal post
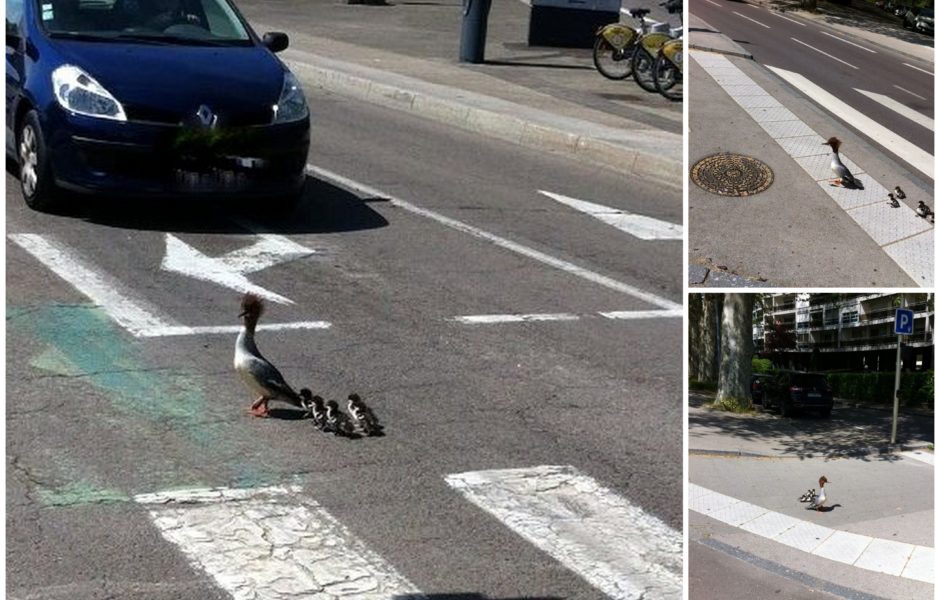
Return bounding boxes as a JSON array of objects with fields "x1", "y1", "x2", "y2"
[
  {"x1": 891, "y1": 295, "x2": 906, "y2": 445},
  {"x1": 459, "y1": 0, "x2": 492, "y2": 64}
]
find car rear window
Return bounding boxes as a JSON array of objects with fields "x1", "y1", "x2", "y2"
[{"x1": 795, "y1": 374, "x2": 828, "y2": 388}]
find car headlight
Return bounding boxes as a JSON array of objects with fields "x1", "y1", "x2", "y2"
[
  {"x1": 51, "y1": 65, "x2": 126, "y2": 121},
  {"x1": 272, "y1": 71, "x2": 308, "y2": 124}
]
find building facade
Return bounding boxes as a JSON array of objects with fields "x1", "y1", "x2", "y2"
[{"x1": 753, "y1": 293, "x2": 933, "y2": 372}]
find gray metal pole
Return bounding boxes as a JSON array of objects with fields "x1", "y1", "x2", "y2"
[{"x1": 891, "y1": 295, "x2": 905, "y2": 445}]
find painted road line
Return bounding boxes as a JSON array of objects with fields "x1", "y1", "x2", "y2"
[
  {"x1": 903, "y1": 62, "x2": 933, "y2": 76},
  {"x1": 692, "y1": 52, "x2": 933, "y2": 286},
  {"x1": 704, "y1": 0, "x2": 721, "y2": 6},
  {"x1": 9, "y1": 233, "x2": 179, "y2": 337},
  {"x1": 790, "y1": 38, "x2": 858, "y2": 70},
  {"x1": 855, "y1": 89, "x2": 934, "y2": 131},
  {"x1": 819, "y1": 31, "x2": 876, "y2": 53},
  {"x1": 537, "y1": 191, "x2": 683, "y2": 240},
  {"x1": 900, "y1": 450, "x2": 935, "y2": 465},
  {"x1": 689, "y1": 483, "x2": 934, "y2": 582},
  {"x1": 137, "y1": 322, "x2": 333, "y2": 337},
  {"x1": 447, "y1": 465, "x2": 682, "y2": 600},
  {"x1": 600, "y1": 309, "x2": 684, "y2": 319},
  {"x1": 135, "y1": 485, "x2": 423, "y2": 600},
  {"x1": 767, "y1": 66, "x2": 933, "y2": 179},
  {"x1": 733, "y1": 11, "x2": 771, "y2": 28},
  {"x1": 767, "y1": 11, "x2": 806, "y2": 26},
  {"x1": 893, "y1": 85, "x2": 928, "y2": 101},
  {"x1": 450, "y1": 309, "x2": 683, "y2": 324},
  {"x1": 308, "y1": 164, "x2": 681, "y2": 311}
]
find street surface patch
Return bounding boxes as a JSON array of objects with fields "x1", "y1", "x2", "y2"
[
  {"x1": 447, "y1": 465, "x2": 682, "y2": 600},
  {"x1": 690, "y1": 153, "x2": 774, "y2": 197}
]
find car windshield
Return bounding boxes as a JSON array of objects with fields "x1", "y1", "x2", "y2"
[
  {"x1": 921, "y1": 9, "x2": 933, "y2": 17},
  {"x1": 37, "y1": 0, "x2": 251, "y2": 45}
]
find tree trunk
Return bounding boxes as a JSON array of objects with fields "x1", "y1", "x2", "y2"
[
  {"x1": 715, "y1": 293, "x2": 754, "y2": 410},
  {"x1": 701, "y1": 294, "x2": 723, "y2": 382},
  {"x1": 689, "y1": 294, "x2": 704, "y2": 381}
]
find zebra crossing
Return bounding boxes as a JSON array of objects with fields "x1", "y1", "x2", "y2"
[{"x1": 135, "y1": 466, "x2": 682, "y2": 600}]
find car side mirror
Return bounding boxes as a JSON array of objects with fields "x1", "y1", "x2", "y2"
[
  {"x1": 262, "y1": 32, "x2": 289, "y2": 53},
  {"x1": 6, "y1": 22, "x2": 21, "y2": 49}
]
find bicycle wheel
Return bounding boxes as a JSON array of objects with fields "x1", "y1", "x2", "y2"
[
  {"x1": 593, "y1": 36, "x2": 633, "y2": 80},
  {"x1": 654, "y1": 54, "x2": 682, "y2": 101},
  {"x1": 632, "y1": 47, "x2": 662, "y2": 93}
]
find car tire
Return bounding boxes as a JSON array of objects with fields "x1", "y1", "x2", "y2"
[
  {"x1": 781, "y1": 400, "x2": 793, "y2": 417},
  {"x1": 18, "y1": 110, "x2": 59, "y2": 212},
  {"x1": 819, "y1": 407, "x2": 832, "y2": 418}
]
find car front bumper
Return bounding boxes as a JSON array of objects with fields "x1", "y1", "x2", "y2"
[{"x1": 47, "y1": 109, "x2": 310, "y2": 198}]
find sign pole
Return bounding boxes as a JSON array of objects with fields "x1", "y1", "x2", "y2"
[
  {"x1": 891, "y1": 297, "x2": 912, "y2": 446},
  {"x1": 891, "y1": 332, "x2": 901, "y2": 445}
]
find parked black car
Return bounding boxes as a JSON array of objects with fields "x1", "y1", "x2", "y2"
[
  {"x1": 762, "y1": 371, "x2": 834, "y2": 418},
  {"x1": 750, "y1": 373, "x2": 769, "y2": 404},
  {"x1": 903, "y1": 8, "x2": 934, "y2": 35}
]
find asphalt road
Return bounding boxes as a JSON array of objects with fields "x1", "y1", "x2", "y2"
[
  {"x1": 6, "y1": 82, "x2": 683, "y2": 598},
  {"x1": 690, "y1": 0, "x2": 934, "y2": 163}
]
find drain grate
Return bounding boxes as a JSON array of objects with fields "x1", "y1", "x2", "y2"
[{"x1": 690, "y1": 153, "x2": 774, "y2": 197}]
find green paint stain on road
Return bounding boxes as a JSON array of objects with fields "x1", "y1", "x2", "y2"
[{"x1": 39, "y1": 481, "x2": 129, "y2": 507}]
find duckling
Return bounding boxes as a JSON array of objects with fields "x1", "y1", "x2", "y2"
[
  {"x1": 234, "y1": 293, "x2": 306, "y2": 418},
  {"x1": 325, "y1": 400, "x2": 355, "y2": 437},
  {"x1": 348, "y1": 393, "x2": 383, "y2": 436},
  {"x1": 893, "y1": 186, "x2": 906, "y2": 200},
  {"x1": 916, "y1": 201, "x2": 933, "y2": 219},
  {"x1": 300, "y1": 389, "x2": 328, "y2": 430},
  {"x1": 823, "y1": 137, "x2": 861, "y2": 189},
  {"x1": 887, "y1": 193, "x2": 900, "y2": 208},
  {"x1": 799, "y1": 489, "x2": 817, "y2": 503}
]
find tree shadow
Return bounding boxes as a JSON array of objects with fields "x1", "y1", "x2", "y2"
[
  {"x1": 394, "y1": 596, "x2": 564, "y2": 600},
  {"x1": 688, "y1": 392, "x2": 934, "y2": 461},
  {"x1": 766, "y1": 0, "x2": 933, "y2": 48}
]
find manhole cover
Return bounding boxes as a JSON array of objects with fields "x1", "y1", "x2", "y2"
[{"x1": 690, "y1": 153, "x2": 774, "y2": 197}]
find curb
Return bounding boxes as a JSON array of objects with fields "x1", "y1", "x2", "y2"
[
  {"x1": 283, "y1": 52, "x2": 682, "y2": 189},
  {"x1": 688, "y1": 43, "x2": 754, "y2": 60},
  {"x1": 690, "y1": 440, "x2": 934, "y2": 459}
]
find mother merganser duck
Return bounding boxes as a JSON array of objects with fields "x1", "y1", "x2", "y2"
[
  {"x1": 812, "y1": 476, "x2": 829, "y2": 511},
  {"x1": 234, "y1": 293, "x2": 306, "y2": 417},
  {"x1": 823, "y1": 137, "x2": 860, "y2": 189}
]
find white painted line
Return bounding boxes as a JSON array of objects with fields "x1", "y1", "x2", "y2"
[
  {"x1": 137, "y1": 322, "x2": 333, "y2": 338},
  {"x1": 903, "y1": 62, "x2": 933, "y2": 76},
  {"x1": 451, "y1": 313, "x2": 580, "y2": 324},
  {"x1": 308, "y1": 164, "x2": 681, "y2": 311},
  {"x1": 537, "y1": 190, "x2": 683, "y2": 240},
  {"x1": 135, "y1": 485, "x2": 423, "y2": 600},
  {"x1": 733, "y1": 11, "x2": 771, "y2": 28},
  {"x1": 767, "y1": 11, "x2": 806, "y2": 26},
  {"x1": 893, "y1": 84, "x2": 928, "y2": 101},
  {"x1": 600, "y1": 309, "x2": 685, "y2": 319},
  {"x1": 767, "y1": 66, "x2": 934, "y2": 179},
  {"x1": 900, "y1": 450, "x2": 935, "y2": 465},
  {"x1": 704, "y1": 0, "x2": 721, "y2": 6},
  {"x1": 819, "y1": 31, "x2": 876, "y2": 53},
  {"x1": 790, "y1": 38, "x2": 858, "y2": 69},
  {"x1": 161, "y1": 234, "x2": 295, "y2": 305},
  {"x1": 855, "y1": 89, "x2": 934, "y2": 131},
  {"x1": 689, "y1": 484, "x2": 934, "y2": 581},
  {"x1": 447, "y1": 465, "x2": 682, "y2": 600},
  {"x1": 8, "y1": 233, "x2": 178, "y2": 337}
]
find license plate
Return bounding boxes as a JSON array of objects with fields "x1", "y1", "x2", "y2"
[
  {"x1": 808, "y1": 392, "x2": 821, "y2": 398},
  {"x1": 175, "y1": 169, "x2": 248, "y2": 191}
]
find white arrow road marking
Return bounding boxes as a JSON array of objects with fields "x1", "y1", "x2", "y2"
[
  {"x1": 161, "y1": 234, "x2": 314, "y2": 305},
  {"x1": 854, "y1": 89, "x2": 934, "y2": 131},
  {"x1": 447, "y1": 465, "x2": 682, "y2": 600},
  {"x1": 537, "y1": 191, "x2": 683, "y2": 240},
  {"x1": 767, "y1": 66, "x2": 934, "y2": 179},
  {"x1": 136, "y1": 486, "x2": 423, "y2": 600},
  {"x1": 308, "y1": 164, "x2": 682, "y2": 311}
]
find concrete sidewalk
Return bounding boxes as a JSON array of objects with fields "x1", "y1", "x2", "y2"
[
  {"x1": 236, "y1": 0, "x2": 683, "y2": 186},
  {"x1": 688, "y1": 23, "x2": 933, "y2": 287}
]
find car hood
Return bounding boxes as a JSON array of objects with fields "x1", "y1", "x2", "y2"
[{"x1": 52, "y1": 41, "x2": 287, "y2": 124}]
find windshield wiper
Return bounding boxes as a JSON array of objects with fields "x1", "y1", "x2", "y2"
[
  {"x1": 113, "y1": 33, "x2": 231, "y2": 46},
  {"x1": 48, "y1": 31, "x2": 125, "y2": 42}
]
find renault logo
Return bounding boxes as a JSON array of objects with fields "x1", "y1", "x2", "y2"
[{"x1": 195, "y1": 104, "x2": 218, "y2": 129}]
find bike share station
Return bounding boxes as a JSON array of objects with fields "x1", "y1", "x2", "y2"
[{"x1": 459, "y1": 0, "x2": 621, "y2": 63}]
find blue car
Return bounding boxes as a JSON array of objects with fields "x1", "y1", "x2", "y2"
[{"x1": 5, "y1": 0, "x2": 310, "y2": 211}]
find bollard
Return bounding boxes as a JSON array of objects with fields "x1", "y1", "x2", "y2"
[{"x1": 459, "y1": 0, "x2": 492, "y2": 63}]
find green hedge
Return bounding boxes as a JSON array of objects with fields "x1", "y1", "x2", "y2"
[
  {"x1": 689, "y1": 380, "x2": 718, "y2": 392},
  {"x1": 752, "y1": 358, "x2": 774, "y2": 374},
  {"x1": 826, "y1": 371, "x2": 934, "y2": 406}
]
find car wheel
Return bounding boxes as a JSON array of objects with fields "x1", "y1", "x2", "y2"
[
  {"x1": 819, "y1": 407, "x2": 832, "y2": 418},
  {"x1": 781, "y1": 400, "x2": 793, "y2": 417},
  {"x1": 18, "y1": 110, "x2": 59, "y2": 212}
]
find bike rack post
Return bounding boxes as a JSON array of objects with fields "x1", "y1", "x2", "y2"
[{"x1": 459, "y1": 0, "x2": 492, "y2": 63}]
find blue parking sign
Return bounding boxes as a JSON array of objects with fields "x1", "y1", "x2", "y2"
[{"x1": 894, "y1": 308, "x2": 914, "y2": 335}]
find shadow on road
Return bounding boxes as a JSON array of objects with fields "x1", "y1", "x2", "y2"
[
  {"x1": 689, "y1": 392, "x2": 934, "y2": 461},
  {"x1": 765, "y1": 0, "x2": 934, "y2": 48},
  {"x1": 395, "y1": 596, "x2": 564, "y2": 600}
]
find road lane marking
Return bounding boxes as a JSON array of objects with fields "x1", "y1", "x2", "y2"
[
  {"x1": 767, "y1": 11, "x2": 806, "y2": 26},
  {"x1": 733, "y1": 11, "x2": 771, "y2": 28},
  {"x1": 307, "y1": 164, "x2": 681, "y2": 311},
  {"x1": 537, "y1": 190, "x2": 683, "y2": 240},
  {"x1": 138, "y1": 322, "x2": 332, "y2": 337},
  {"x1": 447, "y1": 465, "x2": 682, "y2": 600},
  {"x1": 893, "y1": 85, "x2": 928, "y2": 101},
  {"x1": 690, "y1": 483, "x2": 933, "y2": 582},
  {"x1": 855, "y1": 89, "x2": 934, "y2": 131},
  {"x1": 704, "y1": 0, "x2": 721, "y2": 6},
  {"x1": 767, "y1": 66, "x2": 934, "y2": 178},
  {"x1": 903, "y1": 62, "x2": 933, "y2": 76},
  {"x1": 8, "y1": 233, "x2": 179, "y2": 337},
  {"x1": 790, "y1": 38, "x2": 858, "y2": 69},
  {"x1": 136, "y1": 485, "x2": 424, "y2": 600},
  {"x1": 819, "y1": 31, "x2": 876, "y2": 53},
  {"x1": 450, "y1": 309, "x2": 683, "y2": 324}
]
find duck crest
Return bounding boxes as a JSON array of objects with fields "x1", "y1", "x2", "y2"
[
  {"x1": 240, "y1": 292, "x2": 265, "y2": 319},
  {"x1": 824, "y1": 137, "x2": 842, "y2": 153}
]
